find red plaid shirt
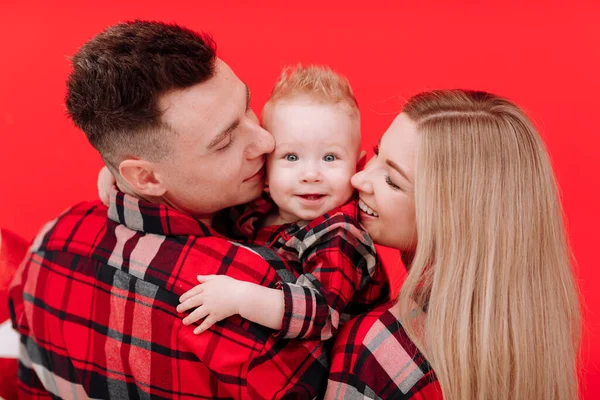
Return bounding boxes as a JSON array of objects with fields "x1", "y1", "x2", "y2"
[
  {"x1": 9, "y1": 190, "x2": 328, "y2": 399},
  {"x1": 326, "y1": 302, "x2": 442, "y2": 399},
  {"x1": 234, "y1": 195, "x2": 389, "y2": 341}
]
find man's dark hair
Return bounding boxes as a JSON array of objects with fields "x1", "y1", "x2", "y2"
[{"x1": 66, "y1": 20, "x2": 216, "y2": 166}]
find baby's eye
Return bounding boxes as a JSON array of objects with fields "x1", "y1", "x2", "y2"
[
  {"x1": 285, "y1": 154, "x2": 299, "y2": 162},
  {"x1": 323, "y1": 154, "x2": 336, "y2": 162}
]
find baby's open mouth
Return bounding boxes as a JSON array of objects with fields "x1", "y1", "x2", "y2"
[{"x1": 297, "y1": 194, "x2": 325, "y2": 201}]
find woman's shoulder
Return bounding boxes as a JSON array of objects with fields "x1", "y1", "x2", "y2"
[{"x1": 327, "y1": 302, "x2": 442, "y2": 399}]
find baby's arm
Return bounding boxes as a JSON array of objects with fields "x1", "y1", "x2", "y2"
[
  {"x1": 277, "y1": 215, "x2": 383, "y2": 341},
  {"x1": 177, "y1": 275, "x2": 284, "y2": 334},
  {"x1": 277, "y1": 236, "x2": 364, "y2": 340}
]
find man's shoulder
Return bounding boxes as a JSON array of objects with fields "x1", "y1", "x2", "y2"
[
  {"x1": 29, "y1": 199, "x2": 287, "y2": 292},
  {"x1": 43, "y1": 199, "x2": 108, "y2": 226},
  {"x1": 30, "y1": 200, "x2": 108, "y2": 252}
]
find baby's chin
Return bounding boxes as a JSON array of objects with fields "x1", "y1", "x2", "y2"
[{"x1": 294, "y1": 205, "x2": 344, "y2": 221}]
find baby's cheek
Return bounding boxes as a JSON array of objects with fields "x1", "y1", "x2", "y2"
[
  {"x1": 334, "y1": 170, "x2": 356, "y2": 192},
  {"x1": 333, "y1": 182, "x2": 355, "y2": 207},
  {"x1": 267, "y1": 169, "x2": 291, "y2": 191}
]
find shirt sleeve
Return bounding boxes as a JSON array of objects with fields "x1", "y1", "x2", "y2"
[{"x1": 275, "y1": 219, "x2": 381, "y2": 340}]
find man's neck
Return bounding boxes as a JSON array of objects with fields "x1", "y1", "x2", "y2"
[{"x1": 117, "y1": 183, "x2": 215, "y2": 227}]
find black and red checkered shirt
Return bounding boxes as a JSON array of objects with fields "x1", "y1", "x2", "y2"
[
  {"x1": 234, "y1": 195, "x2": 390, "y2": 341},
  {"x1": 325, "y1": 302, "x2": 442, "y2": 399},
  {"x1": 9, "y1": 189, "x2": 328, "y2": 399}
]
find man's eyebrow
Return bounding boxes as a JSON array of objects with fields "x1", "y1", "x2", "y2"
[
  {"x1": 208, "y1": 120, "x2": 240, "y2": 150},
  {"x1": 386, "y1": 159, "x2": 411, "y2": 183},
  {"x1": 207, "y1": 84, "x2": 249, "y2": 150}
]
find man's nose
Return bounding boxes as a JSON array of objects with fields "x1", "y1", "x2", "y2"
[{"x1": 246, "y1": 124, "x2": 275, "y2": 159}]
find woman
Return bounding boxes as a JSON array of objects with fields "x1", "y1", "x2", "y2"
[{"x1": 326, "y1": 89, "x2": 581, "y2": 399}]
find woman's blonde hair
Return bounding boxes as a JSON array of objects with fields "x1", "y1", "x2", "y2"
[{"x1": 399, "y1": 90, "x2": 581, "y2": 399}]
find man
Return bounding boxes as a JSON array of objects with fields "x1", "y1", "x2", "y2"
[{"x1": 9, "y1": 21, "x2": 327, "y2": 399}]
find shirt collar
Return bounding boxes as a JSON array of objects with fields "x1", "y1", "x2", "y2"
[{"x1": 107, "y1": 187, "x2": 219, "y2": 237}]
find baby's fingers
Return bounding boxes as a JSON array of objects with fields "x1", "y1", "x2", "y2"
[
  {"x1": 183, "y1": 305, "x2": 210, "y2": 326},
  {"x1": 194, "y1": 315, "x2": 218, "y2": 335},
  {"x1": 179, "y1": 285, "x2": 203, "y2": 303},
  {"x1": 177, "y1": 293, "x2": 204, "y2": 313},
  {"x1": 196, "y1": 275, "x2": 217, "y2": 283}
]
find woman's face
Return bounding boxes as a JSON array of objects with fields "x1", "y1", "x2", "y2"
[{"x1": 351, "y1": 113, "x2": 418, "y2": 251}]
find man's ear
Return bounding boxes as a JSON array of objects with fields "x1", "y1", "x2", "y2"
[{"x1": 119, "y1": 159, "x2": 167, "y2": 197}]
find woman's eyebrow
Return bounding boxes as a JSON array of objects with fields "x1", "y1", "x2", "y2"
[
  {"x1": 245, "y1": 83, "x2": 251, "y2": 110},
  {"x1": 386, "y1": 159, "x2": 411, "y2": 183}
]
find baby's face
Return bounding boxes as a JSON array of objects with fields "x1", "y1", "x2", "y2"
[{"x1": 264, "y1": 98, "x2": 360, "y2": 223}]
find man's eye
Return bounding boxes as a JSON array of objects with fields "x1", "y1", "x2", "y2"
[
  {"x1": 323, "y1": 154, "x2": 336, "y2": 162},
  {"x1": 285, "y1": 154, "x2": 298, "y2": 162},
  {"x1": 217, "y1": 137, "x2": 233, "y2": 151}
]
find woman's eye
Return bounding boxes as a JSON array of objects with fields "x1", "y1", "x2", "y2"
[
  {"x1": 323, "y1": 154, "x2": 336, "y2": 162},
  {"x1": 385, "y1": 175, "x2": 401, "y2": 191},
  {"x1": 285, "y1": 154, "x2": 298, "y2": 162}
]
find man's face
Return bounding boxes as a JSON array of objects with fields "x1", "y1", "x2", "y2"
[
  {"x1": 155, "y1": 59, "x2": 274, "y2": 222},
  {"x1": 264, "y1": 98, "x2": 360, "y2": 223}
]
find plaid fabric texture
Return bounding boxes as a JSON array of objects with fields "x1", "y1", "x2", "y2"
[
  {"x1": 8, "y1": 189, "x2": 328, "y2": 399},
  {"x1": 235, "y1": 195, "x2": 389, "y2": 341},
  {"x1": 325, "y1": 302, "x2": 442, "y2": 399}
]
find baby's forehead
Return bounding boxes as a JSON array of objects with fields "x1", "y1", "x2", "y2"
[
  {"x1": 274, "y1": 131, "x2": 360, "y2": 156},
  {"x1": 268, "y1": 96, "x2": 358, "y2": 117},
  {"x1": 264, "y1": 98, "x2": 361, "y2": 149},
  {"x1": 276, "y1": 131, "x2": 352, "y2": 146}
]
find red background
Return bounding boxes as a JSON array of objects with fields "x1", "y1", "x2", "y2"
[{"x1": 1, "y1": 1, "x2": 598, "y2": 397}]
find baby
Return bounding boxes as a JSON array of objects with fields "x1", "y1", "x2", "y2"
[{"x1": 177, "y1": 65, "x2": 389, "y2": 339}]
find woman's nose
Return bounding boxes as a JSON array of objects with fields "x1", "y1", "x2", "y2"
[{"x1": 351, "y1": 169, "x2": 373, "y2": 193}]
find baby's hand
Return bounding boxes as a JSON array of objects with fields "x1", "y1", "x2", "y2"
[
  {"x1": 97, "y1": 166, "x2": 116, "y2": 206},
  {"x1": 177, "y1": 275, "x2": 247, "y2": 334}
]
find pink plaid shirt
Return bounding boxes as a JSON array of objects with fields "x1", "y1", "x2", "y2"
[{"x1": 326, "y1": 302, "x2": 442, "y2": 399}]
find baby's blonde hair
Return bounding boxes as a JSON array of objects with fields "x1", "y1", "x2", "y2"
[{"x1": 263, "y1": 64, "x2": 359, "y2": 117}]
